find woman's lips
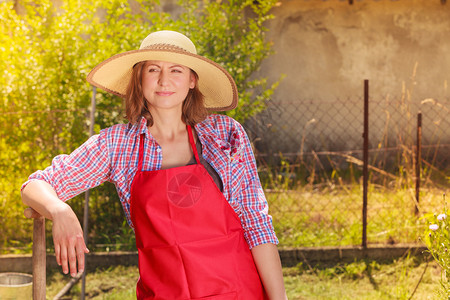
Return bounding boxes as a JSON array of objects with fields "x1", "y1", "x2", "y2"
[{"x1": 156, "y1": 91, "x2": 174, "y2": 96}]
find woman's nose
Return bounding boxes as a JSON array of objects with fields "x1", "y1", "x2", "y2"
[{"x1": 158, "y1": 70, "x2": 169, "y2": 86}]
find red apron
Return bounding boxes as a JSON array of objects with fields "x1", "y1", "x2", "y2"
[{"x1": 130, "y1": 126, "x2": 267, "y2": 299}]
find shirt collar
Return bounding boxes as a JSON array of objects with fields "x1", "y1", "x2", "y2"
[
  {"x1": 132, "y1": 115, "x2": 217, "y2": 140},
  {"x1": 128, "y1": 116, "x2": 148, "y2": 136}
]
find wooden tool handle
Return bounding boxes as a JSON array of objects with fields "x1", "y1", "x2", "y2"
[{"x1": 25, "y1": 207, "x2": 46, "y2": 300}]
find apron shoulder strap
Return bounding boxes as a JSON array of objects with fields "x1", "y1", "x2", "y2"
[{"x1": 187, "y1": 125, "x2": 200, "y2": 164}]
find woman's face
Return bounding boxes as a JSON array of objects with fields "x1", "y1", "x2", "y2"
[{"x1": 142, "y1": 60, "x2": 196, "y2": 111}]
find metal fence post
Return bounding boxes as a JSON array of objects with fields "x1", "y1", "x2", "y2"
[
  {"x1": 362, "y1": 79, "x2": 369, "y2": 249},
  {"x1": 81, "y1": 86, "x2": 97, "y2": 299},
  {"x1": 415, "y1": 112, "x2": 422, "y2": 215}
]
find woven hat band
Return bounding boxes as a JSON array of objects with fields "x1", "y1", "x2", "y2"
[{"x1": 141, "y1": 44, "x2": 190, "y2": 53}]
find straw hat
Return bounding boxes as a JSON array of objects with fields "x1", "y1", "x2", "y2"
[{"x1": 87, "y1": 30, "x2": 238, "y2": 111}]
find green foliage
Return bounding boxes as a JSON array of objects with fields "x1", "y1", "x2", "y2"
[
  {"x1": 1, "y1": 0, "x2": 97, "y2": 250},
  {"x1": 0, "y1": 0, "x2": 280, "y2": 251},
  {"x1": 423, "y1": 194, "x2": 450, "y2": 298}
]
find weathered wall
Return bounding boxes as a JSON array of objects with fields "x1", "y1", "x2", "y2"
[
  {"x1": 251, "y1": 0, "x2": 450, "y2": 154},
  {"x1": 262, "y1": 0, "x2": 450, "y2": 101}
]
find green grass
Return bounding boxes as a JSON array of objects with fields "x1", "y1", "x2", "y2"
[
  {"x1": 3, "y1": 184, "x2": 444, "y2": 254},
  {"x1": 267, "y1": 185, "x2": 445, "y2": 247},
  {"x1": 45, "y1": 256, "x2": 442, "y2": 299},
  {"x1": 46, "y1": 265, "x2": 138, "y2": 299},
  {"x1": 283, "y1": 258, "x2": 441, "y2": 299}
]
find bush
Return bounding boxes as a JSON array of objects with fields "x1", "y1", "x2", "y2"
[{"x1": 0, "y1": 0, "x2": 280, "y2": 251}]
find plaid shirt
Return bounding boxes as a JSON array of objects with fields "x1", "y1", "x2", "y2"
[{"x1": 22, "y1": 114, "x2": 278, "y2": 248}]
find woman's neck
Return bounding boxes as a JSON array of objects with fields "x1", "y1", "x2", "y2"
[
  {"x1": 147, "y1": 107, "x2": 194, "y2": 170},
  {"x1": 148, "y1": 108, "x2": 186, "y2": 141}
]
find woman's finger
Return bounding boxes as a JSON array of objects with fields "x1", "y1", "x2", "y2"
[
  {"x1": 67, "y1": 237, "x2": 78, "y2": 277},
  {"x1": 75, "y1": 236, "x2": 89, "y2": 274},
  {"x1": 54, "y1": 242, "x2": 61, "y2": 266},
  {"x1": 60, "y1": 244, "x2": 69, "y2": 275}
]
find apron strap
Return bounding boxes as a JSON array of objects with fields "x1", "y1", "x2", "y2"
[
  {"x1": 187, "y1": 125, "x2": 200, "y2": 164},
  {"x1": 138, "y1": 134, "x2": 145, "y2": 170}
]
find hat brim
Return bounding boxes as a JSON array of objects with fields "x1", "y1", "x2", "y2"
[{"x1": 86, "y1": 48, "x2": 238, "y2": 111}]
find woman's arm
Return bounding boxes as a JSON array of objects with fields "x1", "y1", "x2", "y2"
[
  {"x1": 22, "y1": 180, "x2": 89, "y2": 277},
  {"x1": 209, "y1": 116, "x2": 286, "y2": 297},
  {"x1": 251, "y1": 243, "x2": 287, "y2": 300}
]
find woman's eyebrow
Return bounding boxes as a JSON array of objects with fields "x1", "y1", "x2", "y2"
[
  {"x1": 146, "y1": 63, "x2": 185, "y2": 69},
  {"x1": 169, "y1": 64, "x2": 185, "y2": 69}
]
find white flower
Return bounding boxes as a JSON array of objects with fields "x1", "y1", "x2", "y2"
[
  {"x1": 429, "y1": 224, "x2": 439, "y2": 231},
  {"x1": 438, "y1": 214, "x2": 447, "y2": 221}
]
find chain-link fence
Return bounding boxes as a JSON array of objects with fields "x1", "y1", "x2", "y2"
[
  {"x1": 244, "y1": 95, "x2": 449, "y2": 247},
  {"x1": 3, "y1": 93, "x2": 449, "y2": 250}
]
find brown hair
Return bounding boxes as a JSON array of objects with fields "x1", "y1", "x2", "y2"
[{"x1": 125, "y1": 61, "x2": 208, "y2": 126}]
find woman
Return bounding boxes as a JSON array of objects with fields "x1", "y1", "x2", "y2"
[{"x1": 21, "y1": 30, "x2": 287, "y2": 299}]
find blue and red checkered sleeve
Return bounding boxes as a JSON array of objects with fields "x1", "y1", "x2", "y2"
[
  {"x1": 224, "y1": 117, "x2": 279, "y2": 248},
  {"x1": 21, "y1": 131, "x2": 111, "y2": 202}
]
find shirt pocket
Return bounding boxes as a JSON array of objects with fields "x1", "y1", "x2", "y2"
[{"x1": 215, "y1": 138, "x2": 244, "y2": 163}]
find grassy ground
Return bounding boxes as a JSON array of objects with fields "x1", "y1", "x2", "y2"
[
  {"x1": 6, "y1": 185, "x2": 447, "y2": 298},
  {"x1": 46, "y1": 256, "x2": 442, "y2": 299},
  {"x1": 267, "y1": 186, "x2": 445, "y2": 248},
  {"x1": 2, "y1": 185, "x2": 444, "y2": 254}
]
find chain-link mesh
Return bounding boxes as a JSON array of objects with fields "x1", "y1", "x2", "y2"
[
  {"x1": 2, "y1": 97, "x2": 449, "y2": 249},
  {"x1": 244, "y1": 96, "x2": 449, "y2": 247}
]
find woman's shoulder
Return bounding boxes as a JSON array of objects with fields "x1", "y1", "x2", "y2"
[
  {"x1": 100, "y1": 123, "x2": 130, "y2": 134},
  {"x1": 199, "y1": 114, "x2": 243, "y2": 133},
  {"x1": 99, "y1": 119, "x2": 143, "y2": 140},
  {"x1": 197, "y1": 114, "x2": 249, "y2": 151}
]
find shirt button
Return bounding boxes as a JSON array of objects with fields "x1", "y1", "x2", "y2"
[{"x1": 156, "y1": 148, "x2": 162, "y2": 153}]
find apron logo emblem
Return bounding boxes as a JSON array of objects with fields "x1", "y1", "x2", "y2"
[{"x1": 167, "y1": 173, "x2": 202, "y2": 207}]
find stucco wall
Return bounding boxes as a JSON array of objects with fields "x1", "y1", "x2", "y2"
[
  {"x1": 251, "y1": 0, "x2": 450, "y2": 154},
  {"x1": 262, "y1": 0, "x2": 450, "y2": 100}
]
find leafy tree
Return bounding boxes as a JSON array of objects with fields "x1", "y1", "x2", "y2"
[{"x1": 0, "y1": 0, "x2": 280, "y2": 251}]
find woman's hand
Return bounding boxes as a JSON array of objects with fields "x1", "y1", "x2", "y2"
[
  {"x1": 22, "y1": 180, "x2": 89, "y2": 277},
  {"x1": 51, "y1": 203, "x2": 89, "y2": 277}
]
